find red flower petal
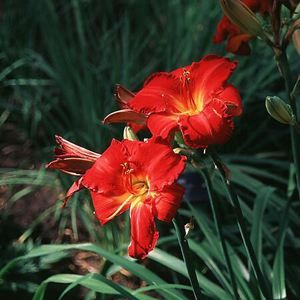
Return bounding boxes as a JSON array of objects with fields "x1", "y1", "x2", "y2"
[
  {"x1": 244, "y1": 0, "x2": 270, "y2": 12},
  {"x1": 216, "y1": 84, "x2": 243, "y2": 117},
  {"x1": 115, "y1": 84, "x2": 135, "y2": 108},
  {"x1": 90, "y1": 191, "x2": 132, "y2": 225},
  {"x1": 103, "y1": 109, "x2": 147, "y2": 125},
  {"x1": 129, "y1": 73, "x2": 182, "y2": 114},
  {"x1": 226, "y1": 34, "x2": 252, "y2": 55},
  {"x1": 128, "y1": 123, "x2": 148, "y2": 134},
  {"x1": 179, "y1": 99, "x2": 234, "y2": 148},
  {"x1": 188, "y1": 55, "x2": 238, "y2": 102},
  {"x1": 152, "y1": 183, "x2": 185, "y2": 222},
  {"x1": 82, "y1": 139, "x2": 128, "y2": 194},
  {"x1": 46, "y1": 157, "x2": 94, "y2": 176},
  {"x1": 54, "y1": 136, "x2": 100, "y2": 160},
  {"x1": 128, "y1": 202, "x2": 159, "y2": 259},
  {"x1": 213, "y1": 16, "x2": 239, "y2": 44},
  {"x1": 147, "y1": 113, "x2": 178, "y2": 139},
  {"x1": 63, "y1": 177, "x2": 84, "y2": 207},
  {"x1": 213, "y1": 16, "x2": 251, "y2": 55},
  {"x1": 123, "y1": 139, "x2": 186, "y2": 191}
]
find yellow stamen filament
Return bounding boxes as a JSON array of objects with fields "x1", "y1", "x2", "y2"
[
  {"x1": 105, "y1": 193, "x2": 136, "y2": 221},
  {"x1": 104, "y1": 162, "x2": 151, "y2": 222},
  {"x1": 174, "y1": 69, "x2": 204, "y2": 116}
]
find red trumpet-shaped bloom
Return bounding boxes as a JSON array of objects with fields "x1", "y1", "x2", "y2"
[
  {"x1": 124, "y1": 55, "x2": 242, "y2": 148},
  {"x1": 48, "y1": 137, "x2": 186, "y2": 259},
  {"x1": 214, "y1": 0, "x2": 270, "y2": 55}
]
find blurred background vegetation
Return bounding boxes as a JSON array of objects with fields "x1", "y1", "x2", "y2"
[{"x1": 1, "y1": 0, "x2": 300, "y2": 299}]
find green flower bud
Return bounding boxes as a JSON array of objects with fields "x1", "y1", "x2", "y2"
[
  {"x1": 265, "y1": 96, "x2": 296, "y2": 125},
  {"x1": 220, "y1": 0, "x2": 264, "y2": 37},
  {"x1": 123, "y1": 126, "x2": 139, "y2": 141}
]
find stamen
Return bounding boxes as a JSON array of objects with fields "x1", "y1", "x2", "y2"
[
  {"x1": 178, "y1": 69, "x2": 200, "y2": 115},
  {"x1": 129, "y1": 196, "x2": 144, "y2": 217},
  {"x1": 121, "y1": 162, "x2": 135, "y2": 194},
  {"x1": 104, "y1": 193, "x2": 135, "y2": 222}
]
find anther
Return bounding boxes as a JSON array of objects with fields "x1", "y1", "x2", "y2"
[{"x1": 183, "y1": 69, "x2": 190, "y2": 77}]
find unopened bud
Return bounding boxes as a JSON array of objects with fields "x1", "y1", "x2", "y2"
[
  {"x1": 292, "y1": 18, "x2": 300, "y2": 54},
  {"x1": 173, "y1": 148, "x2": 183, "y2": 154},
  {"x1": 184, "y1": 217, "x2": 194, "y2": 240},
  {"x1": 293, "y1": 29, "x2": 300, "y2": 54},
  {"x1": 173, "y1": 148, "x2": 194, "y2": 159},
  {"x1": 265, "y1": 96, "x2": 296, "y2": 125},
  {"x1": 220, "y1": 0, "x2": 264, "y2": 37},
  {"x1": 123, "y1": 126, "x2": 139, "y2": 141}
]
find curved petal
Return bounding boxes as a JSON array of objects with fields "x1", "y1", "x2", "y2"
[
  {"x1": 90, "y1": 191, "x2": 132, "y2": 225},
  {"x1": 129, "y1": 72, "x2": 182, "y2": 114},
  {"x1": 215, "y1": 84, "x2": 243, "y2": 117},
  {"x1": 147, "y1": 113, "x2": 178, "y2": 139},
  {"x1": 213, "y1": 16, "x2": 251, "y2": 55},
  {"x1": 226, "y1": 34, "x2": 252, "y2": 55},
  {"x1": 123, "y1": 139, "x2": 186, "y2": 191},
  {"x1": 46, "y1": 157, "x2": 94, "y2": 176},
  {"x1": 128, "y1": 203, "x2": 159, "y2": 259},
  {"x1": 82, "y1": 139, "x2": 128, "y2": 194},
  {"x1": 179, "y1": 99, "x2": 234, "y2": 148},
  {"x1": 54, "y1": 135, "x2": 100, "y2": 160},
  {"x1": 188, "y1": 55, "x2": 238, "y2": 103},
  {"x1": 213, "y1": 16, "x2": 239, "y2": 44},
  {"x1": 103, "y1": 109, "x2": 147, "y2": 125},
  {"x1": 152, "y1": 183, "x2": 185, "y2": 222},
  {"x1": 63, "y1": 177, "x2": 84, "y2": 207},
  {"x1": 115, "y1": 84, "x2": 135, "y2": 108},
  {"x1": 128, "y1": 122, "x2": 148, "y2": 133}
]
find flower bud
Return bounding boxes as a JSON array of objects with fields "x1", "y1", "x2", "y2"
[
  {"x1": 265, "y1": 96, "x2": 296, "y2": 125},
  {"x1": 184, "y1": 217, "x2": 194, "y2": 240},
  {"x1": 220, "y1": 0, "x2": 264, "y2": 37},
  {"x1": 292, "y1": 26, "x2": 300, "y2": 55},
  {"x1": 292, "y1": 8, "x2": 300, "y2": 54},
  {"x1": 123, "y1": 126, "x2": 139, "y2": 141},
  {"x1": 173, "y1": 148, "x2": 183, "y2": 154}
]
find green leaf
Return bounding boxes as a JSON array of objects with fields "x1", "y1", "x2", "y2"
[
  {"x1": 188, "y1": 240, "x2": 232, "y2": 293},
  {"x1": 33, "y1": 274, "x2": 117, "y2": 300},
  {"x1": 59, "y1": 273, "x2": 140, "y2": 300},
  {"x1": 149, "y1": 248, "x2": 232, "y2": 300},
  {"x1": 272, "y1": 200, "x2": 290, "y2": 300},
  {"x1": 133, "y1": 284, "x2": 193, "y2": 294},
  {"x1": 186, "y1": 205, "x2": 254, "y2": 300},
  {"x1": 250, "y1": 187, "x2": 275, "y2": 264},
  {"x1": 0, "y1": 243, "x2": 181, "y2": 300}
]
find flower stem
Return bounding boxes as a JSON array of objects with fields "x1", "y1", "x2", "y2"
[
  {"x1": 275, "y1": 50, "x2": 300, "y2": 200},
  {"x1": 173, "y1": 215, "x2": 203, "y2": 300},
  {"x1": 200, "y1": 168, "x2": 240, "y2": 300},
  {"x1": 209, "y1": 150, "x2": 272, "y2": 300}
]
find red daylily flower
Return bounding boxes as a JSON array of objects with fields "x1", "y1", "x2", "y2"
[
  {"x1": 214, "y1": 0, "x2": 270, "y2": 55},
  {"x1": 48, "y1": 137, "x2": 186, "y2": 259},
  {"x1": 121, "y1": 55, "x2": 242, "y2": 148}
]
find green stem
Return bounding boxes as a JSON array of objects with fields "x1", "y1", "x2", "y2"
[
  {"x1": 209, "y1": 151, "x2": 272, "y2": 300},
  {"x1": 173, "y1": 215, "x2": 203, "y2": 300},
  {"x1": 200, "y1": 169, "x2": 240, "y2": 300},
  {"x1": 275, "y1": 50, "x2": 300, "y2": 200}
]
